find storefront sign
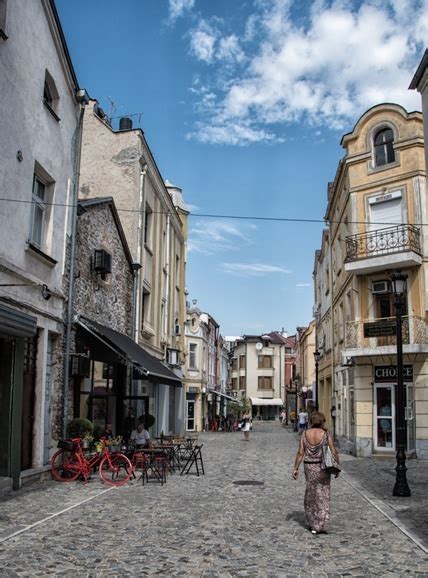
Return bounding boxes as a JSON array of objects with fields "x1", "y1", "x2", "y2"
[{"x1": 374, "y1": 365, "x2": 413, "y2": 383}]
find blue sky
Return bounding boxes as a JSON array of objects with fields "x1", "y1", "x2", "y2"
[{"x1": 56, "y1": 0, "x2": 426, "y2": 336}]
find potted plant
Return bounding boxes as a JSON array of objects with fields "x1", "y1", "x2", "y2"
[
  {"x1": 66, "y1": 418, "x2": 94, "y2": 440},
  {"x1": 109, "y1": 435, "x2": 123, "y2": 453},
  {"x1": 82, "y1": 433, "x2": 94, "y2": 450}
]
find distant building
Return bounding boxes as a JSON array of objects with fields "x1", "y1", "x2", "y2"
[{"x1": 230, "y1": 333, "x2": 287, "y2": 419}]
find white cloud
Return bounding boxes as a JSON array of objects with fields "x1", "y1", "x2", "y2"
[
  {"x1": 190, "y1": 25, "x2": 217, "y2": 63},
  {"x1": 296, "y1": 283, "x2": 311, "y2": 287},
  {"x1": 189, "y1": 20, "x2": 245, "y2": 65},
  {"x1": 187, "y1": 0, "x2": 425, "y2": 144},
  {"x1": 220, "y1": 262, "x2": 292, "y2": 276},
  {"x1": 188, "y1": 220, "x2": 257, "y2": 254},
  {"x1": 168, "y1": 0, "x2": 196, "y2": 22}
]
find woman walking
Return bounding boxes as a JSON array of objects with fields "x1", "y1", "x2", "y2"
[
  {"x1": 292, "y1": 411, "x2": 339, "y2": 534},
  {"x1": 241, "y1": 411, "x2": 252, "y2": 441}
]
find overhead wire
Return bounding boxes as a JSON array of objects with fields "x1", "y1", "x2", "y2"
[{"x1": 0, "y1": 196, "x2": 426, "y2": 227}]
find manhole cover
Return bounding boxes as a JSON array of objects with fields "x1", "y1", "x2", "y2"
[{"x1": 233, "y1": 480, "x2": 264, "y2": 486}]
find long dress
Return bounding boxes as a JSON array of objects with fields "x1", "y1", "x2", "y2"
[{"x1": 302, "y1": 430, "x2": 331, "y2": 532}]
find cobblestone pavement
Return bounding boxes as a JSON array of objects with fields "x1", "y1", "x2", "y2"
[{"x1": 0, "y1": 422, "x2": 427, "y2": 577}]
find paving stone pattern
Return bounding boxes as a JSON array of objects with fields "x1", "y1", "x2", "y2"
[{"x1": 0, "y1": 422, "x2": 427, "y2": 577}]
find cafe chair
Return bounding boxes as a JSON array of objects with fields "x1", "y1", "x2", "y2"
[{"x1": 180, "y1": 444, "x2": 205, "y2": 477}]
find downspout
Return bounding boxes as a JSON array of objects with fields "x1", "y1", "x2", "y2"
[
  {"x1": 329, "y1": 228, "x2": 335, "y2": 428},
  {"x1": 165, "y1": 214, "x2": 170, "y2": 341},
  {"x1": 133, "y1": 162, "x2": 147, "y2": 343},
  {"x1": 63, "y1": 102, "x2": 85, "y2": 439}
]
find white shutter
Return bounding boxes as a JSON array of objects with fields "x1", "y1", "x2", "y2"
[{"x1": 370, "y1": 198, "x2": 402, "y2": 231}]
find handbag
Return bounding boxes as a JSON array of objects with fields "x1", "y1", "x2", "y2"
[{"x1": 321, "y1": 434, "x2": 341, "y2": 475}]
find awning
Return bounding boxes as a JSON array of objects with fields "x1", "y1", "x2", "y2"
[
  {"x1": 208, "y1": 388, "x2": 242, "y2": 405},
  {"x1": 77, "y1": 316, "x2": 182, "y2": 387},
  {"x1": 250, "y1": 397, "x2": 284, "y2": 406},
  {"x1": 0, "y1": 304, "x2": 37, "y2": 338}
]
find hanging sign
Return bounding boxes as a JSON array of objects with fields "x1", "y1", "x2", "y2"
[{"x1": 364, "y1": 320, "x2": 396, "y2": 337}]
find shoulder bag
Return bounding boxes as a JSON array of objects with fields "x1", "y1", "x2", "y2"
[{"x1": 321, "y1": 432, "x2": 341, "y2": 476}]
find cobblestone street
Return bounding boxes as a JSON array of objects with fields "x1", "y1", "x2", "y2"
[{"x1": 0, "y1": 422, "x2": 427, "y2": 577}]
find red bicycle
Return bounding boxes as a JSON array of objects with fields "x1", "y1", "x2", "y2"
[{"x1": 51, "y1": 438, "x2": 133, "y2": 486}]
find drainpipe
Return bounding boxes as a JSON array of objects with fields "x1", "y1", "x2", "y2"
[
  {"x1": 134, "y1": 162, "x2": 147, "y2": 343},
  {"x1": 329, "y1": 228, "x2": 335, "y2": 430},
  {"x1": 165, "y1": 214, "x2": 170, "y2": 339},
  {"x1": 63, "y1": 100, "x2": 86, "y2": 439}
]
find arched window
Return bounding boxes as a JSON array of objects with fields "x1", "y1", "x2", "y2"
[{"x1": 374, "y1": 128, "x2": 395, "y2": 167}]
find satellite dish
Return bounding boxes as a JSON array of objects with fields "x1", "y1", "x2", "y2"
[{"x1": 255, "y1": 342, "x2": 263, "y2": 351}]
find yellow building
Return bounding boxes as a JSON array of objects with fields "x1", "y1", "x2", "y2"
[{"x1": 319, "y1": 103, "x2": 427, "y2": 457}]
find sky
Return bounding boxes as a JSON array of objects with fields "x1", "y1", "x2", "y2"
[{"x1": 56, "y1": 0, "x2": 426, "y2": 337}]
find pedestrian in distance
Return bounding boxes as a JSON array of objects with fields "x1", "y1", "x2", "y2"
[
  {"x1": 280, "y1": 409, "x2": 286, "y2": 424},
  {"x1": 292, "y1": 411, "x2": 340, "y2": 534},
  {"x1": 298, "y1": 408, "x2": 308, "y2": 434},
  {"x1": 241, "y1": 411, "x2": 252, "y2": 441}
]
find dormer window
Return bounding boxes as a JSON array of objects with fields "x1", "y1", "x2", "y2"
[{"x1": 374, "y1": 128, "x2": 395, "y2": 167}]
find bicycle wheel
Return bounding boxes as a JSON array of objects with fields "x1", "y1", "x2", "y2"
[
  {"x1": 99, "y1": 453, "x2": 133, "y2": 486},
  {"x1": 51, "y1": 449, "x2": 81, "y2": 482}
]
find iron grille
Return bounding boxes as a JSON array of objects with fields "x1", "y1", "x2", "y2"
[{"x1": 345, "y1": 224, "x2": 421, "y2": 262}]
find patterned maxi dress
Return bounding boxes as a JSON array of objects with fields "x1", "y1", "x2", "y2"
[{"x1": 302, "y1": 430, "x2": 330, "y2": 532}]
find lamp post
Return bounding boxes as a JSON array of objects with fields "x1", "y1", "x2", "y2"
[
  {"x1": 294, "y1": 380, "x2": 299, "y2": 432},
  {"x1": 313, "y1": 350, "x2": 321, "y2": 411},
  {"x1": 390, "y1": 271, "x2": 411, "y2": 497}
]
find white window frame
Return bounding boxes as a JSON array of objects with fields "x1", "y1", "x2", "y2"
[
  {"x1": 189, "y1": 343, "x2": 197, "y2": 369},
  {"x1": 30, "y1": 174, "x2": 47, "y2": 248}
]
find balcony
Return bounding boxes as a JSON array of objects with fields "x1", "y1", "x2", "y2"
[
  {"x1": 344, "y1": 225, "x2": 422, "y2": 274},
  {"x1": 343, "y1": 315, "x2": 428, "y2": 358}
]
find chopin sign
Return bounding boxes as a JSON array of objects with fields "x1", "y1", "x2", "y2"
[{"x1": 374, "y1": 365, "x2": 413, "y2": 383}]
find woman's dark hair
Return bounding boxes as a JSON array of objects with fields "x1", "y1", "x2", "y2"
[{"x1": 309, "y1": 411, "x2": 326, "y2": 428}]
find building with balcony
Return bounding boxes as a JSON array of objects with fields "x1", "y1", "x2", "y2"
[
  {"x1": 319, "y1": 103, "x2": 427, "y2": 458},
  {"x1": 230, "y1": 333, "x2": 287, "y2": 420}
]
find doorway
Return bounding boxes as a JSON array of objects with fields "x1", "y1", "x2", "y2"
[
  {"x1": 374, "y1": 385, "x2": 395, "y2": 451},
  {"x1": 21, "y1": 334, "x2": 38, "y2": 470},
  {"x1": 186, "y1": 400, "x2": 195, "y2": 431}
]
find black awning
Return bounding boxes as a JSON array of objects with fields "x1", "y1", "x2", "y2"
[
  {"x1": 0, "y1": 304, "x2": 37, "y2": 338},
  {"x1": 77, "y1": 316, "x2": 182, "y2": 387}
]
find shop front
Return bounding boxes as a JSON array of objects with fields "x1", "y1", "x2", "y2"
[
  {"x1": 250, "y1": 397, "x2": 284, "y2": 420},
  {"x1": 0, "y1": 304, "x2": 37, "y2": 489},
  {"x1": 72, "y1": 317, "x2": 182, "y2": 441}
]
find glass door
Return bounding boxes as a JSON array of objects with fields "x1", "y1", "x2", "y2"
[
  {"x1": 186, "y1": 400, "x2": 195, "y2": 431},
  {"x1": 375, "y1": 385, "x2": 395, "y2": 450}
]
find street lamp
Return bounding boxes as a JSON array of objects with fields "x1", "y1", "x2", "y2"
[
  {"x1": 313, "y1": 350, "x2": 321, "y2": 411},
  {"x1": 390, "y1": 270, "x2": 411, "y2": 497}
]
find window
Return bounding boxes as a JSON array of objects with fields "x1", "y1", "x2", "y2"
[
  {"x1": 189, "y1": 343, "x2": 197, "y2": 368},
  {"x1": 374, "y1": 128, "x2": 395, "y2": 167},
  {"x1": 239, "y1": 376, "x2": 246, "y2": 389},
  {"x1": 30, "y1": 174, "x2": 46, "y2": 248},
  {"x1": 239, "y1": 354, "x2": 246, "y2": 369},
  {"x1": 141, "y1": 290, "x2": 150, "y2": 328},
  {"x1": 144, "y1": 205, "x2": 153, "y2": 248},
  {"x1": 231, "y1": 357, "x2": 238, "y2": 371},
  {"x1": 43, "y1": 70, "x2": 60, "y2": 120},
  {"x1": 258, "y1": 376, "x2": 272, "y2": 390},
  {"x1": 258, "y1": 355, "x2": 272, "y2": 369},
  {"x1": 231, "y1": 378, "x2": 238, "y2": 390}
]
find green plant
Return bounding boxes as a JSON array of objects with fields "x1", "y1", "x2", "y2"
[
  {"x1": 66, "y1": 418, "x2": 94, "y2": 439},
  {"x1": 139, "y1": 413, "x2": 155, "y2": 429}
]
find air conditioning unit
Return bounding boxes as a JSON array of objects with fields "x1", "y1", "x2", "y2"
[
  {"x1": 91, "y1": 249, "x2": 112, "y2": 274},
  {"x1": 372, "y1": 280, "x2": 391, "y2": 294}
]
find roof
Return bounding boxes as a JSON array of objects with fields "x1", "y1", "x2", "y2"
[
  {"x1": 409, "y1": 49, "x2": 428, "y2": 90},
  {"x1": 78, "y1": 197, "x2": 134, "y2": 268}
]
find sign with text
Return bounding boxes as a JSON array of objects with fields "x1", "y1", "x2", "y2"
[
  {"x1": 374, "y1": 365, "x2": 413, "y2": 383},
  {"x1": 364, "y1": 320, "x2": 396, "y2": 337}
]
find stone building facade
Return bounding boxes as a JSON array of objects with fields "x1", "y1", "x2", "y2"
[{"x1": 0, "y1": 0, "x2": 83, "y2": 489}]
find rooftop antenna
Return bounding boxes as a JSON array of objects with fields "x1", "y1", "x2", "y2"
[{"x1": 106, "y1": 96, "x2": 118, "y2": 120}]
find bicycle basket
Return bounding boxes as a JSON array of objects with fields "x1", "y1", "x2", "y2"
[{"x1": 57, "y1": 440, "x2": 75, "y2": 451}]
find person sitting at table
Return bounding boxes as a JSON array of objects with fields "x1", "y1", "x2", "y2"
[{"x1": 130, "y1": 423, "x2": 150, "y2": 448}]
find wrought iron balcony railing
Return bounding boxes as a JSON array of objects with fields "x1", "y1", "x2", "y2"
[
  {"x1": 344, "y1": 316, "x2": 427, "y2": 349},
  {"x1": 345, "y1": 224, "x2": 421, "y2": 262}
]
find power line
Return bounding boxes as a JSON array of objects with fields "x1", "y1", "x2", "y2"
[{"x1": 0, "y1": 196, "x2": 426, "y2": 227}]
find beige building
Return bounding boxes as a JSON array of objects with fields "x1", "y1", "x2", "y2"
[
  {"x1": 230, "y1": 333, "x2": 286, "y2": 419},
  {"x1": 295, "y1": 322, "x2": 317, "y2": 410},
  {"x1": 316, "y1": 103, "x2": 427, "y2": 457},
  {"x1": 78, "y1": 101, "x2": 189, "y2": 436}
]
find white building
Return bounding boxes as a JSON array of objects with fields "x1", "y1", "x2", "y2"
[{"x1": 0, "y1": 0, "x2": 85, "y2": 488}]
